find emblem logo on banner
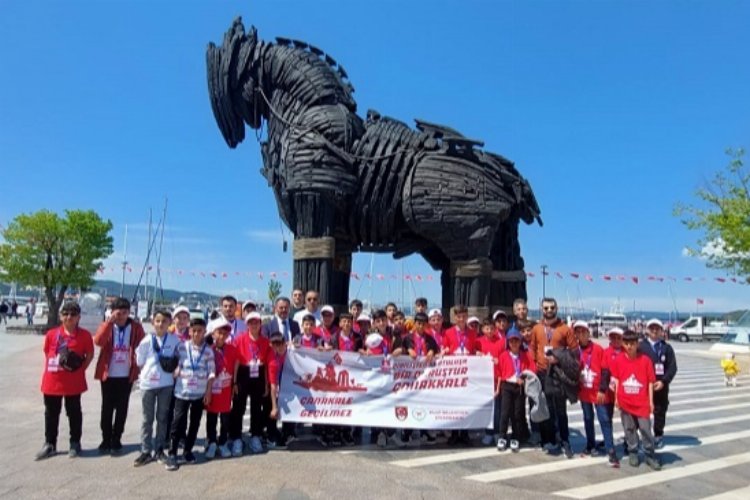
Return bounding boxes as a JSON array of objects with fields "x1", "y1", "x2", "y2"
[
  {"x1": 395, "y1": 406, "x2": 408, "y2": 421},
  {"x1": 412, "y1": 408, "x2": 426, "y2": 421}
]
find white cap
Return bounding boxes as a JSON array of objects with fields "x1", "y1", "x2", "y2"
[
  {"x1": 321, "y1": 305, "x2": 335, "y2": 314},
  {"x1": 646, "y1": 318, "x2": 664, "y2": 329},
  {"x1": 242, "y1": 300, "x2": 257, "y2": 310},
  {"x1": 573, "y1": 320, "x2": 590, "y2": 331},
  {"x1": 173, "y1": 306, "x2": 190, "y2": 317},
  {"x1": 428, "y1": 308, "x2": 442, "y2": 318},
  {"x1": 607, "y1": 327, "x2": 624, "y2": 337},
  {"x1": 357, "y1": 313, "x2": 371, "y2": 323},
  {"x1": 245, "y1": 311, "x2": 262, "y2": 322},
  {"x1": 724, "y1": 352, "x2": 734, "y2": 360},
  {"x1": 365, "y1": 332, "x2": 383, "y2": 349},
  {"x1": 468, "y1": 316, "x2": 480, "y2": 325},
  {"x1": 492, "y1": 310, "x2": 508, "y2": 320},
  {"x1": 208, "y1": 316, "x2": 231, "y2": 334}
]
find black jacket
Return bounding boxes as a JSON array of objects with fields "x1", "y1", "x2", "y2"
[
  {"x1": 638, "y1": 339, "x2": 678, "y2": 384},
  {"x1": 544, "y1": 348, "x2": 580, "y2": 404}
]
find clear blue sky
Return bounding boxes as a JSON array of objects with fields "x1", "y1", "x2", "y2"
[{"x1": 1, "y1": 0, "x2": 748, "y2": 313}]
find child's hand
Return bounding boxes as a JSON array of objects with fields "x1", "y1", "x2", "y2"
[
  {"x1": 654, "y1": 381, "x2": 664, "y2": 391},
  {"x1": 203, "y1": 393, "x2": 212, "y2": 406},
  {"x1": 270, "y1": 408, "x2": 279, "y2": 420},
  {"x1": 596, "y1": 392, "x2": 606, "y2": 405}
]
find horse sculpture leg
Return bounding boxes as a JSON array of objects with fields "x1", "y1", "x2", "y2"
[
  {"x1": 447, "y1": 258, "x2": 492, "y2": 321},
  {"x1": 488, "y1": 215, "x2": 529, "y2": 313}
]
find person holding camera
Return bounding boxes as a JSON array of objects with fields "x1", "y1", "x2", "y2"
[{"x1": 36, "y1": 301, "x2": 94, "y2": 460}]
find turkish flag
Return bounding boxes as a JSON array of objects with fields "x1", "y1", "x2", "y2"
[
  {"x1": 697, "y1": 298, "x2": 704, "y2": 305},
  {"x1": 570, "y1": 273, "x2": 580, "y2": 279}
]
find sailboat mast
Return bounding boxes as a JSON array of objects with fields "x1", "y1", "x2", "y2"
[{"x1": 120, "y1": 224, "x2": 128, "y2": 297}]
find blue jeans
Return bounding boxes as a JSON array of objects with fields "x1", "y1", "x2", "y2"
[{"x1": 581, "y1": 401, "x2": 614, "y2": 451}]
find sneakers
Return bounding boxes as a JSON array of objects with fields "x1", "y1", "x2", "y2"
[
  {"x1": 231, "y1": 439, "x2": 243, "y2": 457},
  {"x1": 654, "y1": 436, "x2": 665, "y2": 450},
  {"x1": 97, "y1": 440, "x2": 111, "y2": 455},
  {"x1": 628, "y1": 453, "x2": 639, "y2": 467},
  {"x1": 165, "y1": 454, "x2": 179, "y2": 471},
  {"x1": 497, "y1": 438, "x2": 508, "y2": 451},
  {"x1": 219, "y1": 444, "x2": 231, "y2": 458},
  {"x1": 35, "y1": 443, "x2": 56, "y2": 461},
  {"x1": 205, "y1": 442, "x2": 217, "y2": 460},
  {"x1": 423, "y1": 431, "x2": 437, "y2": 444},
  {"x1": 249, "y1": 436, "x2": 264, "y2": 454},
  {"x1": 608, "y1": 450, "x2": 620, "y2": 468},
  {"x1": 581, "y1": 447, "x2": 599, "y2": 457},
  {"x1": 544, "y1": 442, "x2": 561, "y2": 455},
  {"x1": 266, "y1": 440, "x2": 277, "y2": 450},
  {"x1": 561, "y1": 441, "x2": 574, "y2": 459},
  {"x1": 388, "y1": 433, "x2": 406, "y2": 448},
  {"x1": 133, "y1": 452, "x2": 153, "y2": 467},
  {"x1": 510, "y1": 440, "x2": 520, "y2": 452},
  {"x1": 155, "y1": 449, "x2": 168, "y2": 464},
  {"x1": 68, "y1": 442, "x2": 81, "y2": 459},
  {"x1": 376, "y1": 432, "x2": 387, "y2": 448},
  {"x1": 645, "y1": 455, "x2": 662, "y2": 471},
  {"x1": 183, "y1": 451, "x2": 196, "y2": 464},
  {"x1": 481, "y1": 434, "x2": 495, "y2": 446}
]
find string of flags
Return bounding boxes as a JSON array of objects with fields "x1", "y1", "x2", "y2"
[{"x1": 97, "y1": 266, "x2": 743, "y2": 285}]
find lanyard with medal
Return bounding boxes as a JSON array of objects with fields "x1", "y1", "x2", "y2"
[
  {"x1": 580, "y1": 344, "x2": 595, "y2": 387},
  {"x1": 48, "y1": 328, "x2": 69, "y2": 372},
  {"x1": 458, "y1": 329, "x2": 466, "y2": 354},
  {"x1": 513, "y1": 353, "x2": 521, "y2": 377},
  {"x1": 249, "y1": 341, "x2": 260, "y2": 378},
  {"x1": 654, "y1": 341, "x2": 665, "y2": 376},
  {"x1": 113, "y1": 324, "x2": 129, "y2": 365},
  {"x1": 415, "y1": 334, "x2": 424, "y2": 356},
  {"x1": 186, "y1": 341, "x2": 207, "y2": 389},
  {"x1": 342, "y1": 334, "x2": 352, "y2": 352}
]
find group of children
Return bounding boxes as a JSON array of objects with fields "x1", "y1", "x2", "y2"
[{"x1": 41, "y1": 294, "x2": 737, "y2": 474}]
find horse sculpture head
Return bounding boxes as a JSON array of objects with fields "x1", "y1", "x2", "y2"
[{"x1": 206, "y1": 17, "x2": 262, "y2": 148}]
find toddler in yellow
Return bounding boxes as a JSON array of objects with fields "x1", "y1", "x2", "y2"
[{"x1": 721, "y1": 353, "x2": 740, "y2": 387}]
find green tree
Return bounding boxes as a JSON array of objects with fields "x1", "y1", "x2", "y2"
[
  {"x1": 675, "y1": 148, "x2": 750, "y2": 279},
  {"x1": 267, "y1": 278, "x2": 282, "y2": 304},
  {"x1": 0, "y1": 209, "x2": 114, "y2": 327}
]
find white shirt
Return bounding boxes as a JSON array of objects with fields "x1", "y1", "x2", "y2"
[
  {"x1": 108, "y1": 322, "x2": 131, "y2": 378},
  {"x1": 136, "y1": 333, "x2": 180, "y2": 390},
  {"x1": 293, "y1": 309, "x2": 322, "y2": 328},
  {"x1": 174, "y1": 341, "x2": 216, "y2": 400}
]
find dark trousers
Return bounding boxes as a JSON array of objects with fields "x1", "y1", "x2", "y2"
[
  {"x1": 206, "y1": 411, "x2": 230, "y2": 446},
  {"x1": 44, "y1": 394, "x2": 82, "y2": 446},
  {"x1": 165, "y1": 382, "x2": 176, "y2": 441},
  {"x1": 498, "y1": 382, "x2": 525, "y2": 439},
  {"x1": 230, "y1": 367, "x2": 267, "y2": 439},
  {"x1": 170, "y1": 397, "x2": 204, "y2": 455},
  {"x1": 653, "y1": 383, "x2": 670, "y2": 437},
  {"x1": 100, "y1": 377, "x2": 132, "y2": 443}
]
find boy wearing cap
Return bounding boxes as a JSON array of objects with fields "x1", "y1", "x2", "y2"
[
  {"x1": 611, "y1": 329, "x2": 661, "y2": 470},
  {"x1": 165, "y1": 318, "x2": 216, "y2": 471},
  {"x1": 426, "y1": 309, "x2": 446, "y2": 349},
  {"x1": 316, "y1": 305, "x2": 339, "y2": 345},
  {"x1": 204, "y1": 318, "x2": 238, "y2": 459},
  {"x1": 356, "y1": 313, "x2": 372, "y2": 338},
  {"x1": 171, "y1": 306, "x2": 191, "y2": 341},
  {"x1": 134, "y1": 309, "x2": 179, "y2": 466},
  {"x1": 496, "y1": 328, "x2": 536, "y2": 452},
  {"x1": 575, "y1": 321, "x2": 617, "y2": 466},
  {"x1": 230, "y1": 312, "x2": 271, "y2": 456},
  {"x1": 493, "y1": 310, "x2": 509, "y2": 341},
  {"x1": 477, "y1": 319, "x2": 505, "y2": 445},
  {"x1": 638, "y1": 319, "x2": 677, "y2": 449}
]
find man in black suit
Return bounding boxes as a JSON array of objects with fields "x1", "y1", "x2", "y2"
[
  {"x1": 638, "y1": 318, "x2": 678, "y2": 449},
  {"x1": 261, "y1": 297, "x2": 300, "y2": 343}
]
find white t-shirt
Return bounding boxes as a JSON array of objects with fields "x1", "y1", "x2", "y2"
[
  {"x1": 136, "y1": 333, "x2": 180, "y2": 390},
  {"x1": 293, "y1": 309, "x2": 322, "y2": 328},
  {"x1": 108, "y1": 323, "x2": 131, "y2": 378},
  {"x1": 174, "y1": 341, "x2": 216, "y2": 400}
]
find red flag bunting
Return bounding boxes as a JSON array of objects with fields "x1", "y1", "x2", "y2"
[
  {"x1": 631, "y1": 276, "x2": 639, "y2": 284},
  {"x1": 570, "y1": 273, "x2": 580, "y2": 279},
  {"x1": 697, "y1": 298, "x2": 704, "y2": 305}
]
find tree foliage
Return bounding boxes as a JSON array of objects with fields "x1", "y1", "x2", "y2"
[
  {"x1": 267, "y1": 278, "x2": 282, "y2": 304},
  {"x1": 675, "y1": 148, "x2": 750, "y2": 278},
  {"x1": 0, "y1": 209, "x2": 114, "y2": 327}
]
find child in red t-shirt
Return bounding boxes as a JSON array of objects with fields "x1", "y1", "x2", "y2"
[
  {"x1": 496, "y1": 329, "x2": 535, "y2": 451},
  {"x1": 574, "y1": 321, "x2": 617, "y2": 467},
  {"x1": 205, "y1": 319, "x2": 238, "y2": 459},
  {"x1": 611, "y1": 330, "x2": 661, "y2": 470},
  {"x1": 476, "y1": 319, "x2": 505, "y2": 445}
]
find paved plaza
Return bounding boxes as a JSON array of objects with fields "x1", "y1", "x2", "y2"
[{"x1": 1, "y1": 318, "x2": 749, "y2": 499}]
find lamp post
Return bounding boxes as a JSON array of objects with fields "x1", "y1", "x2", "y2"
[{"x1": 541, "y1": 264, "x2": 548, "y2": 300}]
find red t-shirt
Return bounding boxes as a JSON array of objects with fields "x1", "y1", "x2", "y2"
[
  {"x1": 498, "y1": 349, "x2": 536, "y2": 382},
  {"x1": 610, "y1": 352, "x2": 655, "y2": 418},
  {"x1": 206, "y1": 343, "x2": 238, "y2": 414},
  {"x1": 267, "y1": 351, "x2": 286, "y2": 387},
  {"x1": 476, "y1": 335, "x2": 506, "y2": 382},
  {"x1": 316, "y1": 324, "x2": 338, "y2": 344},
  {"x1": 41, "y1": 326, "x2": 94, "y2": 396},
  {"x1": 578, "y1": 342, "x2": 610, "y2": 404},
  {"x1": 426, "y1": 327, "x2": 445, "y2": 349},
  {"x1": 235, "y1": 333, "x2": 271, "y2": 366},
  {"x1": 336, "y1": 332, "x2": 360, "y2": 352},
  {"x1": 444, "y1": 326, "x2": 477, "y2": 355}
]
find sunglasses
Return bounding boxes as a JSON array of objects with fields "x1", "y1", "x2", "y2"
[{"x1": 543, "y1": 306, "x2": 557, "y2": 311}]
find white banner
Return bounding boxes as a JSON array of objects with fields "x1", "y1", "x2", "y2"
[{"x1": 279, "y1": 349, "x2": 495, "y2": 429}]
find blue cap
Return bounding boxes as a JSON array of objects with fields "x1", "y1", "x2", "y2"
[{"x1": 506, "y1": 328, "x2": 521, "y2": 341}]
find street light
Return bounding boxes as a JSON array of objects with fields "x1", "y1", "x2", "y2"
[{"x1": 541, "y1": 264, "x2": 548, "y2": 300}]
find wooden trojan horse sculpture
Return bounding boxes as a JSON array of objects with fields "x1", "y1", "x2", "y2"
[{"x1": 206, "y1": 18, "x2": 542, "y2": 318}]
